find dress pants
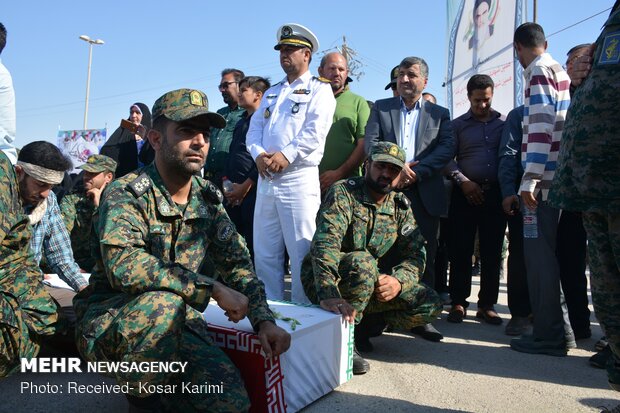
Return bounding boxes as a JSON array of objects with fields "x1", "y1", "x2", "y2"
[
  {"x1": 556, "y1": 210, "x2": 590, "y2": 335},
  {"x1": 253, "y1": 166, "x2": 320, "y2": 304},
  {"x1": 402, "y1": 186, "x2": 439, "y2": 288},
  {"x1": 506, "y1": 212, "x2": 531, "y2": 317},
  {"x1": 448, "y1": 184, "x2": 506, "y2": 308},
  {"x1": 522, "y1": 195, "x2": 573, "y2": 341}
]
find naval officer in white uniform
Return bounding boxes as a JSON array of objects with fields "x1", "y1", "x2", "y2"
[{"x1": 247, "y1": 23, "x2": 336, "y2": 303}]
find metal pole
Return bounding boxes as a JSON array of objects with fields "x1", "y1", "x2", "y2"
[
  {"x1": 533, "y1": 0, "x2": 537, "y2": 22},
  {"x1": 83, "y1": 42, "x2": 93, "y2": 130}
]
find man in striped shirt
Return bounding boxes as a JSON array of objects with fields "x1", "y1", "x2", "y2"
[{"x1": 509, "y1": 22, "x2": 573, "y2": 357}]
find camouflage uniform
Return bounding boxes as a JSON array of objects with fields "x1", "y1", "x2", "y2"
[
  {"x1": 301, "y1": 154, "x2": 442, "y2": 328},
  {"x1": 60, "y1": 193, "x2": 95, "y2": 271},
  {"x1": 549, "y1": 4, "x2": 620, "y2": 383},
  {"x1": 0, "y1": 151, "x2": 58, "y2": 377},
  {"x1": 60, "y1": 154, "x2": 117, "y2": 272},
  {"x1": 74, "y1": 90, "x2": 275, "y2": 412}
]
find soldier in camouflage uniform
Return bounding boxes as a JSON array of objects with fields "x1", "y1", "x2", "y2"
[
  {"x1": 549, "y1": 0, "x2": 620, "y2": 391},
  {"x1": 60, "y1": 154, "x2": 117, "y2": 272},
  {"x1": 74, "y1": 89, "x2": 291, "y2": 412},
  {"x1": 0, "y1": 150, "x2": 58, "y2": 377},
  {"x1": 301, "y1": 142, "x2": 442, "y2": 375}
]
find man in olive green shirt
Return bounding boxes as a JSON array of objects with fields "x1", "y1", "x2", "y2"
[
  {"x1": 204, "y1": 68, "x2": 246, "y2": 187},
  {"x1": 318, "y1": 52, "x2": 370, "y2": 195}
]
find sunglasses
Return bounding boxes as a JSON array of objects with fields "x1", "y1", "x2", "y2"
[{"x1": 218, "y1": 81, "x2": 238, "y2": 90}]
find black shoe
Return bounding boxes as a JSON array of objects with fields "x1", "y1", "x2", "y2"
[
  {"x1": 476, "y1": 307, "x2": 503, "y2": 325},
  {"x1": 411, "y1": 323, "x2": 443, "y2": 342},
  {"x1": 590, "y1": 345, "x2": 612, "y2": 369},
  {"x1": 510, "y1": 334, "x2": 568, "y2": 357},
  {"x1": 353, "y1": 347, "x2": 370, "y2": 375}
]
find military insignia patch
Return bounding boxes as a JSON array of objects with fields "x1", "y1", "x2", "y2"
[
  {"x1": 599, "y1": 32, "x2": 620, "y2": 64},
  {"x1": 159, "y1": 200, "x2": 171, "y2": 214},
  {"x1": 282, "y1": 26, "x2": 292, "y2": 37},
  {"x1": 389, "y1": 145, "x2": 399, "y2": 156},
  {"x1": 127, "y1": 174, "x2": 152, "y2": 198},
  {"x1": 189, "y1": 90, "x2": 204, "y2": 106},
  {"x1": 198, "y1": 205, "x2": 208, "y2": 216},
  {"x1": 292, "y1": 89, "x2": 310, "y2": 95},
  {"x1": 291, "y1": 102, "x2": 300, "y2": 114},
  {"x1": 217, "y1": 222, "x2": 234, "y2": 242},
  {"x1": 401, "y1": 224, "x2": 414, "y2": 236},
  {"x1": 204, "y1": 183, "x2": 223, "y2": 204}
]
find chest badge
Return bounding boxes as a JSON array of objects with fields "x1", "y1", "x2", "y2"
[{"x1": 291, "y1": 102, "x2": 300, "y2": 114}]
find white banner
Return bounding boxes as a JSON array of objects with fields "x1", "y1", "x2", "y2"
[{"x1": 447, "y1": 0, "x2": 525, "y2": 118}]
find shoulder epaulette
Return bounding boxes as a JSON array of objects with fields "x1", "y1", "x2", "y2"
[
  {"x1": 344, "y1": 178, "x2": 359, "y2": 188},
  {"x1": 203, "y1": 181, "x2": 223, "y2": 204},
  {"x1": 395, "y1": 192, "x2": 411, "y2": 209},
  {"x1": 313, "y1": 76, "x2": 331, "y2": 83},
  {"x1": 126, "y1": 173, "x2": 152, "y2": 198}
]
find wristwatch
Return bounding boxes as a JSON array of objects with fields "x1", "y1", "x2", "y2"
[{"x1": 449, "y1": 171, "x2": 464, "y2": 186}]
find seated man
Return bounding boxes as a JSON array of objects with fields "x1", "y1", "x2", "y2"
[
  {"x1": 60, "y1": 154, "x2": 117, "y2": 272},
  {"x1": 0, "y1": 150, "x2": 58, "y2": 377},
  {"x1": 74, "y1": 89, "x2": 291, "y2": 412},
  {"x1": 16, "y1": 141, "x2": 86, "y2": 328},
  {"x1": 301, "y1": 142, "x2": 442, "y2": 375}
]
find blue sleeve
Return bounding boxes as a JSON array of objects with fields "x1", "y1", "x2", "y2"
[{"x1": 497, "y1": 106, "x2": 524, "y2": 199}]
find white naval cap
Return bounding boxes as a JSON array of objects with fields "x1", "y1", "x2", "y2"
[{"x1": 274, "y1": 23, "x2": 319, "y2": 54}]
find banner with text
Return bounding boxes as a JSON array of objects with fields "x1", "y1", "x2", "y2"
[{"x1": 446, "y1": 0, "x2": 525, "y2": 118}]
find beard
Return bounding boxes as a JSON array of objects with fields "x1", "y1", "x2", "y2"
[
  {"x1": 365, "y1": 174, "x2": 394, "y2": 195},
  {"x1": 160, "y1": 136, "x2": 205, "y2": 177}
]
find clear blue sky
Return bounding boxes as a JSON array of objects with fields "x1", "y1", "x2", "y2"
[{"x1": 3, "y1": 0, "x2": 614, "y2": 148}]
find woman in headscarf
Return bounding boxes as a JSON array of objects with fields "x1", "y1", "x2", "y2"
[{"x1": 100, "y1": 102, "x2": 154, "y2": 177}]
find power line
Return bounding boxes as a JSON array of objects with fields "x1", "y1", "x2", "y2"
[{"x1": 547, "y1": 7, "x2": 612, "y2": 38}]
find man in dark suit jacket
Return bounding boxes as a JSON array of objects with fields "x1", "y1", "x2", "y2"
[{"x1": 365, "y1": 56, "x2": 455, "y2": 342}]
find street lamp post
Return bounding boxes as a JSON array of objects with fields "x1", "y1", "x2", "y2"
[{"x1": 79, "y1": 35, "x2": 104, "y2": 130}]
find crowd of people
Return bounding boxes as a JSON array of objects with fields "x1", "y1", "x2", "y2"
[{"x1": 0, "y1": 7, "x2": 618, "y2": 412}]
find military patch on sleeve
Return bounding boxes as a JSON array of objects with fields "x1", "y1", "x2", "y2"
[
  {"x1": 395, "y1": 193, "x2": 411, "y2": 209},
  {"x1": 345, "y1": 178, "x2": 358, "y2": 188},
  {"x1": 204, "y1": 182, "x2": 223, "y2": 204},
  {"x1": 599, "y1": 32, "x2": 620, "y2": 64},
  {"x1": 127, "y1": 173, "x2": 152, "y2": 198},
  {"x1": 216, "y1": 222, "x2": 234, "y2": 242},
  {"x1": 401, "y1": 223, "x2": 414, "y2": 237}
]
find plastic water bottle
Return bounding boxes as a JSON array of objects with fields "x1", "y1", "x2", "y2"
[
  {"x1": 258, "y1": 173, "x2": 275, "y2": 196},
  {"x1": 222, "y1": 176, "x2": 234, "y2": 194},
  {"x1": 522, "y1": 205, "x2": 538, "y2": 238}
]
